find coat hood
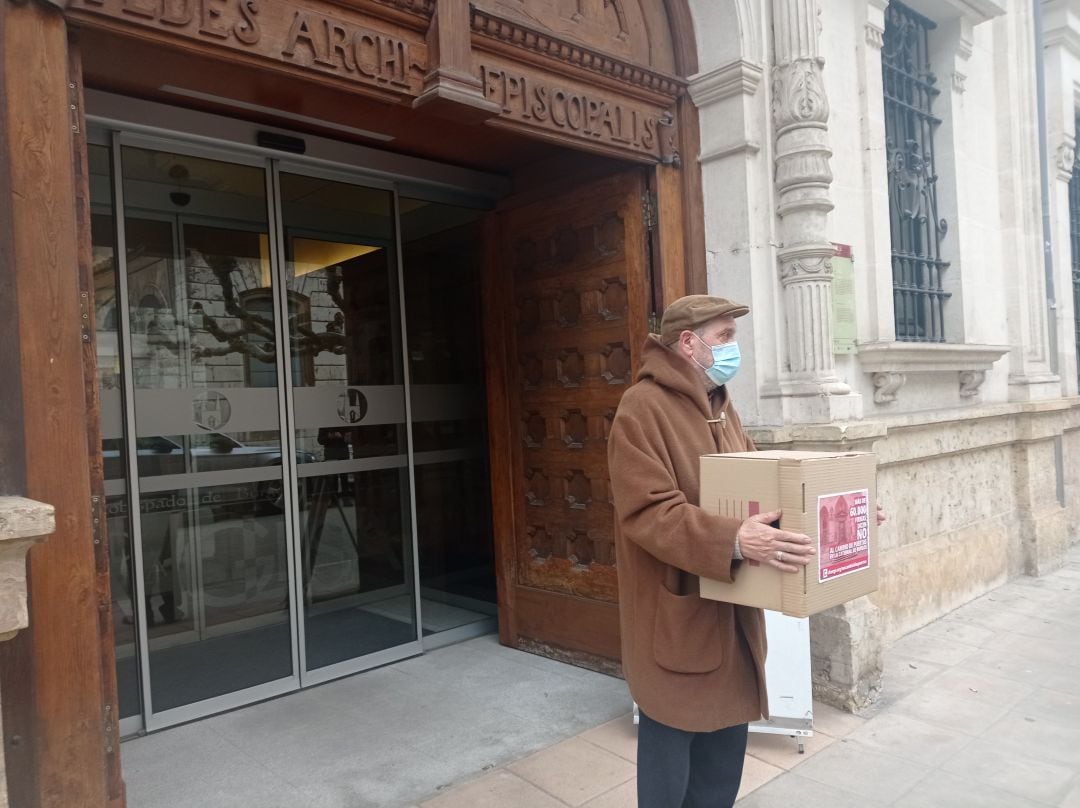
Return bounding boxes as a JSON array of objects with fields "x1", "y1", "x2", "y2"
[{"x1": 636, "y1": 334, "x2": 722, "y2": 419}]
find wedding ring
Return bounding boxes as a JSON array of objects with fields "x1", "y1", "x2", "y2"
[{"x1": 776, "y1": 550, "x2": 784, "y2": 563}]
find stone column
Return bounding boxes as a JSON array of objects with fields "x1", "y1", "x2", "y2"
[
  {"x1": 0, "y1": 498, "x2": 54, "y2": 807},
  {"x1": 1041, "y1": 0, "x2": 1080, "y2": 397},
  {"x1": 769, "y1": 0, "x2": 859, "y2": 422}
]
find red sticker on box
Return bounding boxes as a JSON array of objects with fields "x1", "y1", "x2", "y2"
[{"x1": 817, "y1": 489, "x2": 870, "y2": 583}]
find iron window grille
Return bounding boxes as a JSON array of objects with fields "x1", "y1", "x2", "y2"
[
  {"x1": 882, "y1": 1, "x2": 951, "y2": 342},
  {"x1": 1069, "y1": 118, "x2": 1080, "y2": 389}
]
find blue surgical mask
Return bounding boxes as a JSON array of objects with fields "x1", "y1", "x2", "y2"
[{"x1": 693, "y1": 335, "x2": 741, "y2": 386}]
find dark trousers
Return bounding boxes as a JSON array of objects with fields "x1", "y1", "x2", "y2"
[{"x1": 637, "y1": 710, "x2": 748, "y2": 808}]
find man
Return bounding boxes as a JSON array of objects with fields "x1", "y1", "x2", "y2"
[{"x1": 608, "y1": 295, "x2": 815, "y2": 808}]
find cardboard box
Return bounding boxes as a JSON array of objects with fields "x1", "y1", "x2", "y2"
[{"x1": 698, "y1": 450, "x2": 878, "y2": 617}]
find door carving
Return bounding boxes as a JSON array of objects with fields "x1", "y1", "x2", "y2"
[
  {"x1": 473, "y1": 0, "x2": 675, "y2": 72},
  {"x1": 487, "y1": 170, "x2": 649, "y2": 664}
]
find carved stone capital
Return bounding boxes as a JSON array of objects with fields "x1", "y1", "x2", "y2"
[
  {"x1": 951, "y1": 71, "x2": 967, "y2": 94},
  {"x1": 0, "y1": 497, "x2": 54, "y2": 641},
  {"x1": 771, "y1": 59, "x2": 829, "y2": 132},
  {"x1": 872, "y1": 372, "x2": 906, "y2": 404},
  {"x1": 958, "y1": 369, "x2": 986, "y2": 397}
]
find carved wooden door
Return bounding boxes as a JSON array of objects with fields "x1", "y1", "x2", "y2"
[{"x1": 486, "y1": 170, "x2": 650, "y2": 667}]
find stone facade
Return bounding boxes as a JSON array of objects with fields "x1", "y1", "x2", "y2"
[{"x1": 687, "y1": 0, "x2": 1080, "y2": 708}]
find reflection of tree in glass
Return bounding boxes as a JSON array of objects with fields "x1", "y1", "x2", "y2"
[{"x1": 150, "y1": 252, "x2": 349, "y2": 362}]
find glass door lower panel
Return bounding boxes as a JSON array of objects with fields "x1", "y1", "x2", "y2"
[{"x1": 277, "y1": 169, "x2": 419, "y2": 680}]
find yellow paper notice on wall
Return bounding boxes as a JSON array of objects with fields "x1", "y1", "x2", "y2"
[{"x1": 831, "y1": 244, "x2": 856, "y2": 354}]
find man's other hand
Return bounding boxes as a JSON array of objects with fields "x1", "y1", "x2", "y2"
[{"x1": 737, "y1": 510, "x2": 814, "y2": 573}]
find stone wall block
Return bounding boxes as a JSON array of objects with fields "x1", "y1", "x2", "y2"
[
  {"x1": 874, "y1": 412, "x2": 1017, "y2": 467},
  {"x1": 810, "y1": 596, "x2": 883, "y2": 711},
  {"x1": 874, "y1": 517, "x2": 1012, "y2": 641},
  {"x1": 1063, "y1": 427, "x2": 1080, "y2": 552},
  {"x1": 879, "y1": 445, "x2": 1015, "y2": 552},
  {"x1": 1012, "y1": 439, "x2": 1069, "y2": 576}
]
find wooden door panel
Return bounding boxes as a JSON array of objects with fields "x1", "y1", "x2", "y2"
[{"x1": 489, "y1": 170, "x2": 648, "y2": 664}]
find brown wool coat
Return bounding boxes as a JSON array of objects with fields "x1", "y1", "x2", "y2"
[{"x1": 609, "y1": 335, "x2": 768, "y2": 732}]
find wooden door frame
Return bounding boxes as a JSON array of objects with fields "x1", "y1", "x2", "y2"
[{"x1": 0, "y1": 5, "x2": 121, "y2": 806}]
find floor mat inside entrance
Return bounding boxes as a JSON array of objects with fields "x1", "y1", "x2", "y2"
[{"x1": 133, "y1": 607, "x2": 418, "y2": 714}]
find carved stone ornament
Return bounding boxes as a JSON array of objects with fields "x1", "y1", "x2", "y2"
[
  {"x1": 951, "y1": 71, "x2": 966, "y2": 94},
  {"x1": 0, "y1": 497, "x2": 54, "y2": 642},
  {"x1": 657, "y1": 112, "x2": 681, "y2": 167},
  {"x1": 373, "y1": 0, "x2": 435, "y2": 14},
  {"x1": 771, "y1": 59, "x2": 829, "y2": 132},
  {"x1": 687, "y1": 60, "x2": 765, "y2": 108},
  {"x1": 779, "y1": 253, "x2": 833, "y2": 283},
  {"x1": 1056, "y1": 137, "x2": 1076, "y2": 183},
  {"x1": 865, "y1": 22, "x2": 885, "y2": 50},
  {"x1": 469, "y1": 5, "x2": 684, "y2": 97},
  {"x1": 958, "y1": 369, "x2": 986, "y2": 397},
  {"x1": 767, "y1": 0, "x2": 847, "y2": 402},
  {"x1": 872, "y1": 371, "x2": 905, "y2": 404}
]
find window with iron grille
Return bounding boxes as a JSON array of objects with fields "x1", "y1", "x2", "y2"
[
  {"x1": 882, "y1": 2, "x2": 950, "y2": 342},
  {"x1": 1069, "y1": 119, "x2": 1080, "y2": 388}
]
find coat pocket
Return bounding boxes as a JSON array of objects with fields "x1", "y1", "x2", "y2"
[{"x1": 652, "y1": 585, "x2": 725, "y2": 674}]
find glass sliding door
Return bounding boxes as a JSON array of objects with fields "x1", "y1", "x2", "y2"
[
  {"x1": 276, "y1": 169, "x2": 419, "y2": 678},
  {"x1": 399, "y1": 200, "x2": 497, "y2": 640},
  {"x1": 117, "y1": 144, "x2": 297, "y2": 723},
  {"x1": 99, "y1": 130, "x2": 493, "y2": 732}
]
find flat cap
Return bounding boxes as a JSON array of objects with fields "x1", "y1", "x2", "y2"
[{"x1": 659, "y1": 295, "x2": 749, "y2": 344}]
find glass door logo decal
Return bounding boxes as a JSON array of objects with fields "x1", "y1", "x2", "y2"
[
  {"x1": 192, "y1": 390, "x2": 232, "y2": 430},
  {"x1": 337, "y1": 388, "x2": 368, "y2": 424}
]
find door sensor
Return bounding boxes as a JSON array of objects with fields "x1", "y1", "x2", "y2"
[{"x1": 256, "y1": 131, "x2": 306, "y2": 154}]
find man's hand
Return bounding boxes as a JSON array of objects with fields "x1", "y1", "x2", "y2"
[{"x1": 737, "y1": 510, "x2": 814, "y2": 573}]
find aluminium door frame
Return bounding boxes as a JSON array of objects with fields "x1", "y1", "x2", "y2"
[
  {"x1": 109, "y1": 131, "x2": 302, "y2": 734},
  {"x1": 270, "y1": 158, "x2": 424, "y2": 688},
  {"x1": 89, "y1": 113, "x2": 502, "y2": 734}
]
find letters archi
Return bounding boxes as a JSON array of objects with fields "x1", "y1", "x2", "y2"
[{"x1": 55, "y1": 0, "x2": 680, "y2": 162}]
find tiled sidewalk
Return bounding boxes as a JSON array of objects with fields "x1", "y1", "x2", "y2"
[
  {"x1": 414, "y1": 702, "x2": 857, "y2": 807},
  {"x1": 418, "y1": 543, "x2": 1080, "y2": 808}
]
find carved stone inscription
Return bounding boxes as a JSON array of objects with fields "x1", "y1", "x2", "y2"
[
  {"x1": 478, "y1": 61, "x2": 662, "y2": 159},
  {"x1": 70, "y1": 0, "x2": 425, "y2": 96}
]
